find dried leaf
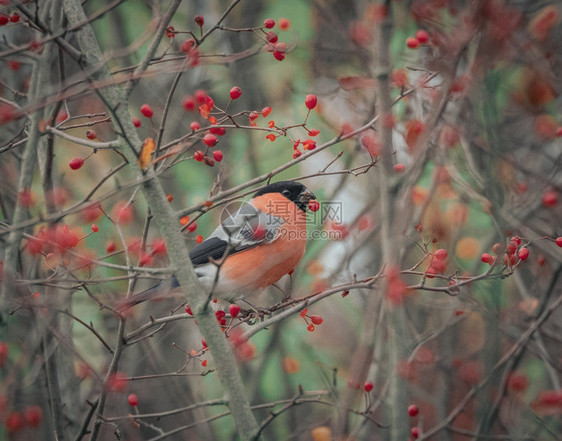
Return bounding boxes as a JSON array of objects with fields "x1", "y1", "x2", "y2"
[{"x1": 138, "y1": 137, "x2": 156, "y2": 170}]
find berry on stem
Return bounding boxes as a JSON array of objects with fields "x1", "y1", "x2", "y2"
[
  {"x1": 415, "y1": 29, "x2": 429, "y2": 43},
  {"x1": 481, "y1": 253, "x2": 494, "y2": 264},
  {"x1": 518, "y1": 248, "x2": 529, "y2": 261},
  {"x1": 556, "y1": 237, "x2": 562, "y2": 247},
  {"x1": 364, "y1": 381, "x2": 374, "y2": 392},
  {"x1": 264, "y1": 18, "x2": 275, "y2": 29},
  {"x1": 140, "y1": 104, "x2": 153, "y2": 118},
  {"x1": 305, "y1": 94, "x2": 318, "y2": 110},
  {"x1": 406, "y1": 37, "x2": 420, "y2": 49},
  {"x1": 229, "y1": 304, "x2": 240, "y2": 318},
  {"x1": 203, "y1": 134, "x2": 218, "y2": 147},
  {"x1": 266, "y1": 31, "x2": 278, "y2": 43},
  {"x1": 408, "y1": 404, "x2": 419, "y2": 417},
  {"x1": 213, "y1": 150, "x2": 223, "y2": 162},
  {"x1": 435, "y1": 249, "x2": 448, "y2": 260},
  {"x1": 128, "y1": 394, "x2": 138, "y2": 406},
  {"x1": 86, "y1": 129, "x2": 96, "y2": 140},
  {"x1": 133, "y1": 117, "x2": 141, "y2": 127},
  {"x1": 69, "y1": 158, "x2": 84, "y2": 170},
  {"x1": 194, "y1": 15, "x2": 204, "y2": 27},
  {"x1": 230, "y1": 86, "x2": 242, "y2": 100}
]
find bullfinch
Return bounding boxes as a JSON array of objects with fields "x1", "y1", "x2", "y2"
[{"x1": 118, "y1": 181, "x2": 316, "y2": 310}]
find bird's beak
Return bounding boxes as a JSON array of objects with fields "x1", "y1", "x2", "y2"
[{"x1": 299, "y1": 189, "x2": 316, "y2": 203}]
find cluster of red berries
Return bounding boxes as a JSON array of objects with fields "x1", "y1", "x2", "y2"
[
  {"x1": 299, "y1": 308, "x2": 324, "y2": 332},
  {"x1": 481, "y1": 235, "x2": 530, "y2": 267},
  {"x1": 262, "y1": 18, "x2": 291, "y2": 61},
  {"x1": 290, "y1": 95, "x2": 319, "y2": 158},
  {"x1": 0, "y1": 11, "x2": 20, "y2": 26},
  {"x1": 406, "y1": 29, "x2": 430, "y2": 49},
  {"x1": 26, "y1": 225, "x2": 81, "y2": 256},
  {"x1": 408, "y1": 404, "x2": 420, "y2": 439},
  {"x1": 4, "y1": 406, "x2": 43, "y2": 433}
]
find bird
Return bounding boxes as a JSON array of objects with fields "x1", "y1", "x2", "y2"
[{"x1": 118, "y1": 181, "x2": 316, "y2": 311}]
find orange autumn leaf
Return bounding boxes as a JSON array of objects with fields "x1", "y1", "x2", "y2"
[
  {"x1": 282, "y1": 356, "x2": 300, "y2": 374},
  {"x1": 138, "y1": 137, "x2": 155, "y2": 170}
]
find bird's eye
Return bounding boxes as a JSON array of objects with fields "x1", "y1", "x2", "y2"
[{"x1": 282, "y1": 189, "x2": 291, "y2": 197}]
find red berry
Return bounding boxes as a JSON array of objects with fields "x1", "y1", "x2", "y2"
[
  {"x1": 435, "y1": 249, "x2": 448, "y2": 260},
  {"x1": 106, "y1": 241, "x2": 116, "y2": 253},
  {"x1": 278, "y1": 18, "x2": 291, "y2": 30},
  {"x1": 10, "y1": 13, "x2": 20, "y2": 23},
  {"x1": 23, "y1": 405, "x2": 42, "y2": 428},
  {"x1": 194, "y1": 15, "x2": 204, "y2": 27},
  {"x1": 186, "y1": 221, "x2": 197, "y2": 233},
  {"x1": 201, "y1": 337, "x2": 207, "y2": 348},
  {"x1": 511, "y1": 236, "x2": 521, "y2": 246},
  {"x1": 292, "y1": 150, "x2": 302, "y2": 159},
  {"x1": 194, "y1": 89, "x2": 207, "y2": 104},
  {"x1": 86, "y1": 129, "x2": 96, "y2": 140},
  {"x1": 133, "y1": 117, "x2": 141, "y2": 127},
  {"x1": 408, "y1": 404, "x2": 419, "y2": 417},
  {"x1": 194, "y1": 151, "x2": 204, "y2": 161},
  {"x1": 264, "y1": 18, "x2": 275, "y2": 29},
  {"x1": 91, "y1": 224, "x2": 99, "y2": 233},
  {"x1": 481, "y1": 253, "x2": 493, "y2": 264},
  {"x1": 196, "y1": 235, "x2": 204, "y2": 244},
  {"x1": 261, "y1": 107, "x2": 272, "y2": 117},
  {"x1": 229, "y1": 86, "x2": 242, "y2": 100},
  {"x1": 0, "y1": 14, "x2": 8, "y2": 26},
  {"x1": 415, "y1": 29, "x2": 429, "y2": 43},
  {"x1": 557, "y1": 127, "x2": 562, "y2": 137},
  {"x1": 140, "y1": 104, "x2": 153, "y2": 118},
  {"x1": 185, "y1": 305, "x2": 193, "y2": 315},
  {"x1": 128, "y1": 394, "x2": 138, "y2": 406},
  {"x1": 305, "y1": 94, "x2": 318, "y2": 110},
  {"x1": 203, "y1": 134, "x2": 218, "y2": 147},
  {"x1": 506, "y1": 243, "x2": 517, "y2": 255},
  {"x1": 152, "y1": 239, "x2": 166, "y2": 255},
  {"x1": 229, "y1": 304, "x2": 240, "y2": 318},
  {"x1": 213, "y1": 150, "x2": 223, "y2": 162},
  {"x1": 5, "y1": 411, "x2": 24, "y2": 432},
  {"x1": 307, "y1": 324, "x2": 315, "y2": 332},
  {"x1": 364, "y1": 381, "x2": 374, "y2": 392},
  {"x1": 518, "y1": 248, "x2": 529, "y2": 261},
  {"x1": 181, "y1": 39, "x2": 195, "y2": 53},
  {"x1": 426, "y1": 267, "x2": 437, "y2": 278},
  {"x1": 190, "y1": 121, "x2": 200, "y2": 131},
  {"x1": 310, "y1": 315, "x2": 323, "y2": 325},
  {"x1": 69, "y1": 157, "x2": 84, "y2": 170},
  {"x1": 165, "y1": 25, "x2": 175, "y2": 38},
  {"x1": 308, "y1": 200, "x2": 320, "y2": 212},
  {"x1": 394, "y1": 164, "x2": 405, "y2": 172},
  {"x1": 183, "y1": 96, "x2": 195, "y2": 111},
  {"x1": 556, "y1": 237, "x2": 562, "y2": 247},
  {"x1": 411, "y1": 427, "x2": 420, "y2": 439},
  {"x1": 492, "y1": 243, "x2": 503, "y2": 255},
  {"x1": 273, "y1": 51, "x2": 285, "y2": 61},
  {"x1": 542, "y1": 190, "x2": 558, "y2": 207},
  {"x1": 406, "y1": 37, "x2": 420, "y2": 49},
  {"x1": 266, "y1": 31, "x2": 278, "y2": 43}
]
